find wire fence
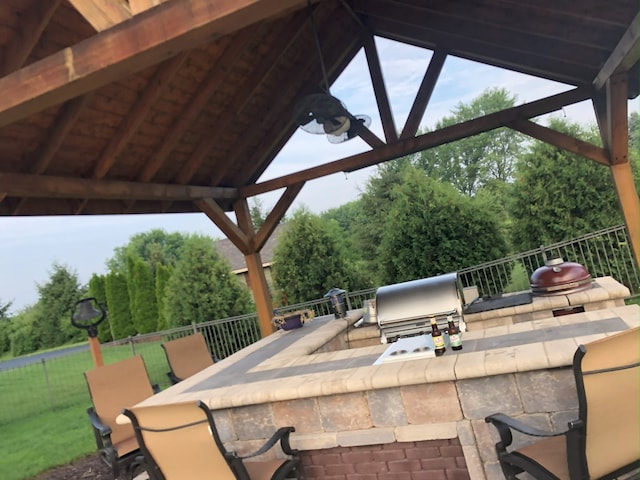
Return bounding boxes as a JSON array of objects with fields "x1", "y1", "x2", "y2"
[{"x1": 0, "y1": 224, "x2": 637, "y2": 426}]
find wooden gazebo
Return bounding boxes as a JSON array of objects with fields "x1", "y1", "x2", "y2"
[{"x1": 0, "y1": 0, "x2": 637, "y2": 336}]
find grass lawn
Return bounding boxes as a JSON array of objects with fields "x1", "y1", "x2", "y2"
[{"x1": 0, "y1": 341, "x2": 172, "y2": 480}]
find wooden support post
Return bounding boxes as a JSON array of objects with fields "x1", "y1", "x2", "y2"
[
  {"x1": 88, "y1": 337, "x2": 104, "y2": 367},
  {"x1": 605, "y1": 74, "x2": 640, "y2": 267}
]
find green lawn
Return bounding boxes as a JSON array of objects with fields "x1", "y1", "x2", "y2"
[{"x1": 0, "y1": 342, "x2": 172, "y2": 480}]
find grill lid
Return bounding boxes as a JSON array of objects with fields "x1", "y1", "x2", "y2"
[
  {"x1": 530, "y1": 257, "x2": 593, "y2": 296},
  {"x1": 376, "y1": 272, "x2": 463, "y2": 325}
]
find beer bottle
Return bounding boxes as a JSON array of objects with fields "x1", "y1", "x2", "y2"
[
  {"x1": 447, "y1": 315, "x2": 462, "y2": 351},
  {"x1": 430, "y1": 317, "x2": 446, "y2": 356}
]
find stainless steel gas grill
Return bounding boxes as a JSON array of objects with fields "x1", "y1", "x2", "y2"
[{"x1": 375, "y1": 272, "x2": 466, "y2": 343}]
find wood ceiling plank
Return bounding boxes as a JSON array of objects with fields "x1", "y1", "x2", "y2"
[
  {"x1": 128, "y1": 0, "x2": 167, "y2": 15},
  {"x1": 241, "y1": 87, "x2": 591, "y2": 197},
  {"x1": 1, "y1": 0, "x2": 62, "y2": 76},
  {"x1": 0, "y1": 0, "x2": 309, "y2": 128},
  {"x1": 137, "y1": 27, "x2": 256, "y2": 182},
  {"x1": 66, "y1": 0, "x2": 132, "y2": 32},
  {"x1": 399, "y1": 46, "x2": 446, "y2": 140},
  {"x1": 92, "y1": 53, "x2": 187, "y2": 180},
  {"x1": 174, "y1": 10, "x2": 310, "y2": 186}
]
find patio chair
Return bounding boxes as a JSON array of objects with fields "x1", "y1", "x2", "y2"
[
  {"x1": 84, "y1": 355, "x2": 160, "y2": 479},
  {"x1": 122, "y1": 400, "x2": 303, "y2": 480},
  {"x1": 161, "y1": 332, "x2": 215, "y2": 384},
  {"x1": 485, "y1": 326, "x2": 639, "y2": 479}
]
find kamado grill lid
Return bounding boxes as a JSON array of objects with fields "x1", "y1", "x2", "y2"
[{"x1": 530, "y1": 257, "x2": 592, "y2": 296}]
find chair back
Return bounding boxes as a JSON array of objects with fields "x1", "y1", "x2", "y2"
[
  {"x1": 161, "y1": 333, "x2": 214, "y2": 381},
  {"x1": 123, "y1": 401, "x2": 239, "y2": 480},
  {"x1": 85, "y1": 355, "x2": 156, "y2": 450},
  {"x1": 574, "y1": 327, "x2": 640, "y2": 479}
]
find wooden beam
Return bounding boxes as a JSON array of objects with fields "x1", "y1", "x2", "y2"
[
  {"x1": 254, "y1": 182, "x2": 304, "y2": 251},
  {"x1": 0, "y1": 0, "x2": 308, "y2": 127},
  {"x1": 362, "y1": 31, "x2": 397, "y2": 143},
  {"x1": 195, "y1": 198, "x2": 249, "y2": 253},
  {"x1": 67, "y1": 0, "x2": 132, "y2": 31},
  {"x1": 593, "y1": 12, "x2": 640, "y2": 90},
  {"x1": 241, "y1": 87, "x2": 591, "y2": 197},
  {"x1": 0, "y1": 172, "x2": 237, "y2": 201},
  {"x1": 400, "y1": 47, "x2": 447, "y2": 140},
  {"x1": 1, "y1": 0, "x2": 62, "y2": 76},
  {"x1": 233, "y1": 199, "x2": 275, "y2": 337},
  {"x1": 508, "y1": 118, "x2": 610, "y2": 166}
]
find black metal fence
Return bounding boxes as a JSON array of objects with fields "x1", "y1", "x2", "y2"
[{"x1": 1, "y1": 224, "x2": 637, "y2": 426}]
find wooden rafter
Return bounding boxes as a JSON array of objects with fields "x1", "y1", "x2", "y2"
[
  {"x1": 241, "y1": 87, "x2": 591, "y2": 197},
  {"x1": 593, "y1": 12, "x2": 640, "y2": 90},
  {"x1": 362, "y1": 30, "x2": 397, "y2": 143},
  {"x1": 67, "y1": 0, "x2": 132, "y2": 32},
  {"x1": 0, "y1": 0, "x2": 61, "y2": 76},
  {"x1": 0, "y1": 0, "x2": 308, "y2": 128},
  {"x1": 129, "y1": 0, "x2": 168, "y2": 15},
  {"x1": 0, "y1": 172, "x2": 237, "y2": 201},
  {"x1": 400, "y1": 46, "x2": 447, "y2": 140},
  {"x1": 507, "y1": 118, "x2": 610, "y2": 166}
]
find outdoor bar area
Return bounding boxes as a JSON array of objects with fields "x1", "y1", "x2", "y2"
[{"x1": 125, "y1": 275, "x2": 637, "y2": 479}]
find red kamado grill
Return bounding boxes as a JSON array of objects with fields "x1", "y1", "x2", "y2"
[
  {"x1": 530, "y1": 257, "x2": 593, "y2": 296},
  {"x1": 375, "y1": 272, "x2": 466, "y2": 343}
]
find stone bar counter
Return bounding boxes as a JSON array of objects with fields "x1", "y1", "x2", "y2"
[{"x1": 131, "y1": 277, "x2": 637, "y2": 479}]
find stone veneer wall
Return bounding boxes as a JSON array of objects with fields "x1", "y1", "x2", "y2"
[
  {"x1": 300, "y1": 438, "x2": 470, "y2": 480},
  {"x1": 213, "y1": 366, "x2": 578, "y2": 479}
]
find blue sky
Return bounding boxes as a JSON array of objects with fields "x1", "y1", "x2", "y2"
[{"x1": 1, "y1": 38, "x2": 637, "y2": 313}]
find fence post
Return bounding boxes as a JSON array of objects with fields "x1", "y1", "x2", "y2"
[
  {"x1": 192, "y1": 322, "x2": 197, "y2": 334},
  {"x1": 128, "y1": 336, "x2": 135, "y2": 356},
  {"x1": 41, "y1": 358, "x2": 55, "y2": 410}
]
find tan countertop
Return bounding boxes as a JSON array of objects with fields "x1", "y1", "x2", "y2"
[{"x1": 126, "y1": 301, "x2": 639, "y2": 415}]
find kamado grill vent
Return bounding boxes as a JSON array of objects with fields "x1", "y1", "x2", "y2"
[
  {"x1": 375, "y1": 272, "x2": 466, "y2": 343},
  {"x1": 530, "y1": 257, "x2": 593, "y2": 296}
]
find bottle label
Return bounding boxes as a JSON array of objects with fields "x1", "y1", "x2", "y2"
[
  {"x1": 449, "y1": 333, "x2": 462, "y2": 348},
  {"x1": 433, "y1": 334, "x2": 445, "y2": 349}
]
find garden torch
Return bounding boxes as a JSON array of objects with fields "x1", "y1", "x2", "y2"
[{"x1": 71, "y1": 297, "x2": 106, "y2": 368}]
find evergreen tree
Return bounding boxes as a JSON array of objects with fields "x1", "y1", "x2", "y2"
[
  {"x1": 510, "y1": 118, "x2": 625, "y2": 251},
  {"x1": 155, "y1": 263, "x2": 173, "y2": 331},
  {"x1": 164, "y1": 235, "x2": 254, "y2": 327},
  {"x1": 378, "y1": 166, "x2": 509, "y2": 285},
  {"x1": 272, "y1": 208, "x2": 356, "y2": 304},
  {"x1": 104, "y1": 272, "x2": 136, "y2": 338},
  {"x1": 31, "y1": 263, "x2": 84, "y2": 349},
  {"x1": 128, "y1": 257, "x2": 158, "y2": 333},
  {"x1": 88, "y1": 274, "x2": 112, "y2": 342}
]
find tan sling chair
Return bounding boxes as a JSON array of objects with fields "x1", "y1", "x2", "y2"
[
  {"x1": 161, "y1": 332, "x2": 214, "y2": 384},
  {"x1": 122, "y1": 400, "x2": 302, "y2": 480},
  {"x1": 85, "y1": 355, "x2": 159, "y2": 479},
  {"x1": 486, "y1": 326, "x2": 639, "y2": 479}
]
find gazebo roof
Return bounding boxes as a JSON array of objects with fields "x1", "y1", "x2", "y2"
[{"x1": 0, "y1": 0, "x2": 637, "y2": 218}]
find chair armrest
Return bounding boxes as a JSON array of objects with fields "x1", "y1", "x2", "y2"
[
  {"x1": 152, "y1": 383, "x2": 161, "y2": 394},
  {"x1": 485, "y1": 413, "x2": 561, "y2": 449},
  {"x1": 240, "y1": 427, "x2": 297, "y2": 458},
  {"x1": 87, "y1": 407, "x2": 112, "y2": 437},
  {"x1": 166, "y1": 371, "x2": 182, "y2": 385}
]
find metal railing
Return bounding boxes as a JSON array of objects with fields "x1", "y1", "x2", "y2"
[{"x1": 0, "y1": 224, "x2": 637, "y2": 426}]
